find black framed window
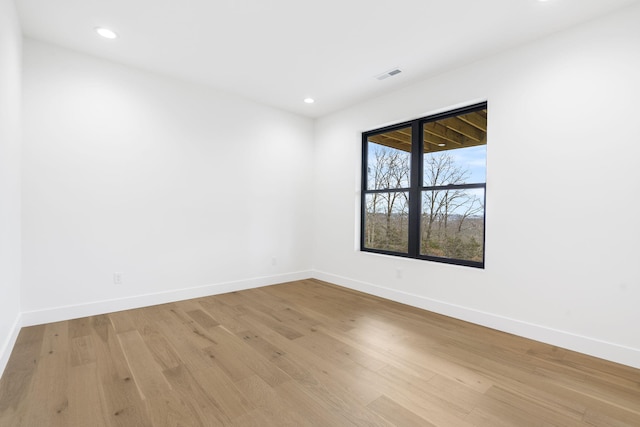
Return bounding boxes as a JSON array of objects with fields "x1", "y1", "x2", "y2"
[{"x1": 361, "y1": 102, "x2": 487, "y2": 268}]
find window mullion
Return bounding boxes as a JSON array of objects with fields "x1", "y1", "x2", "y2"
[
  {"x1": 360, "y1": 133, "x2": 368, "y2": 252},
  {"x1": 407, "y1": 121, "x2": 422, "y2": 256}
]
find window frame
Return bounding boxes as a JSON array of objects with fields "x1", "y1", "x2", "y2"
[{"x1": 360, "y1": 102, "x2": 487, "y2": 268}]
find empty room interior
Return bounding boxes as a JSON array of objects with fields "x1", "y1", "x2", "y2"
[{"x1": 1, "y1": 0, "x2": 640, "y2": 425}]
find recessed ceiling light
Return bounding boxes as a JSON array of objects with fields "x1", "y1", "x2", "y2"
[
  {"x1": 304, "y1": 98, "x2": 315, "y2": 104},
  {"x1": 95, "y1": 27, "x2": 118, "y2": 39}
]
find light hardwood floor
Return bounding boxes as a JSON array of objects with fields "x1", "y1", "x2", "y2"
[{"x1": 1, "y1": 279, "x2": 639, "y2": 426}]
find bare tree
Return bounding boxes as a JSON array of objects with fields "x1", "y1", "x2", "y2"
[
  {"x1": 366, "y1": 146, "x2": 483, "y2": 260},
  {"x1": 422, "y1": 152, "x2": 483, "y2": 260},
  {"x1": 422, "y1": 154, "x2": 468, "y2": 245},
  {"x1": 365, "y1": 146, "x2": 410, "y2": 251}
]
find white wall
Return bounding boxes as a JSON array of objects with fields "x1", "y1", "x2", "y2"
[
  {"x1": 0, "y1": 0, "x2": 23, "y2": 373},
  {"x1": 313, "y1": 4, "x2": 640, "y2": 368},
  {"x1": 21, "y1": 40, "x2": 315, "y2": 323}
]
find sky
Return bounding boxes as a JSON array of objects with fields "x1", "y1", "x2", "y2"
[{"x1": 436, "y1": 144, "x2": 486, "y2": 184}]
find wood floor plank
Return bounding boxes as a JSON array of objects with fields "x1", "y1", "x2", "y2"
[
  {"x1": 22, "y1": 322, "x2": 69, "y2": 427},
  {"x1": 236, "y1": 304, "x2": 305, "y2": 340},
  {"x1": 157, "y1": 306, "x2": 291, "y2": 390},
  {"x1": 480, "y1": 385, "x2": 586, "y2": 426},
  {"x1": 273, "y1": 380, "x2": 355, "y2": 426},
  {"x1": 2, "y1": 279, "x2": 640, "y2": 426},
  {"x1": 197, "y1": 298, "x2": 249, "y2": 334},
  {"x1": 0, "y1": 325, "x2": 46, "y2": 426},
  {"x1": 342, "y1": 355, "x2": 477, "y2": 426},
  {"x1": 368, "y1": 394, "x2": 437, "y2": 427},
  {"x1": 143, "y1": 393, "x2": 208, "y2": 427},
  {"x1": 229, "y1": 409, "x2": 279, "y2": 427},
  {"x1": 187, "y1": 309, "x2": 220, "y2": 329},
  {"x1": 234, "y1": 375, "x2": 314, "y2": 427},
  {"x1": 70, "y1": 335, "x2": 96, "y2": 367},
  {"x1": 139, "y1": 328, "x2": 183, "y2": 372},
  {"x1": 240, "y1": 288, "x2": 322, "y2": 331},
  {"x1": 583, "y1": 405, "x2": 640, "y2": 427},
  {"x1": 201, "y1": 370, "x2": 253, "y2": 421},
  {"x1": 108, "y1": 310, "x2": 138, "y2": 334},
  {"x1": 235, "y1": 326, "x2": 396, "y2": 426},
  {"x1": 67, "y1": 363, "x2": 109, "y2": 427},
  {"x1": 160, "y1": 364, "x2": 227, "y2": 426},
  {"x1": 117, "y1": 330, "x2": 172, "y2": 400},
  {"x1": 237, "y1": 316, "x2": 384, "y2": 406},
  {"x1": 90, "y1": 315, "x2": 153, "y2": 427},
  {"x1": 68, "y1": 316, "x2": 94, "y2": 339}
]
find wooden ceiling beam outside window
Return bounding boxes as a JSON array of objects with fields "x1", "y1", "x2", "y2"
[
  {"x1": 368, "y1": 127, "x2": 412, "y2": 153},
  {"x1": 458, "y1": 110, "x2": 487, "y2": 131},
  {"x1": 437, "y1": 116, "x2": 486, "y2": 142},
  {"x1": 368, "y1": 108, "x2": 487, "y2": 154}
]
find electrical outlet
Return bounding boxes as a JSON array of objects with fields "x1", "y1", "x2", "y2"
[
  {"x1": 113, "y1": 272, "x2": 122, "y2": 284},
  {"x1": 271, "y1": 257, "x2": 277, "y2": 266},
  {"x1": 396, "y1": 268, "x2": 403, "y2": 279}
]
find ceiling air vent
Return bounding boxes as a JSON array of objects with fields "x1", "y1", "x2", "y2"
[{"x1": 375, "y1": 68, "x2": 402, "y2": 81}]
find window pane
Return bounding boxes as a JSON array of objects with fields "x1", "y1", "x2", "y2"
[
  {"x1": 367, "y1": 126, "x2": 411, "y2": 190},
  {"x1": 421, "y1": 188, "x2": 484, "y2": 262},
  {"x1": 364, "y1": 192, "x2": 409, "y2": 253},
  {"x1": 424, "y1": 145, "x2": 486, "y2": 186},
  {"x1": 423, "y1": 109, "x2": 487, "y2": 186}
]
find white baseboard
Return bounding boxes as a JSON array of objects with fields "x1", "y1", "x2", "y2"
[
  {"x1": 312, "y1": 270, "x2": 640, "y2": 370},
  {"x1": 21, "y1": 271, "x2": 313, "y2": 327},
  {"x1": 0, "y1": 313, "x2": 22, "y2": 379}
]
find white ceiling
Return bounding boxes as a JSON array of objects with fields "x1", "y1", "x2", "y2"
[{"x1": 17, "y1": 0, "x2": 640, "y2": 118}]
